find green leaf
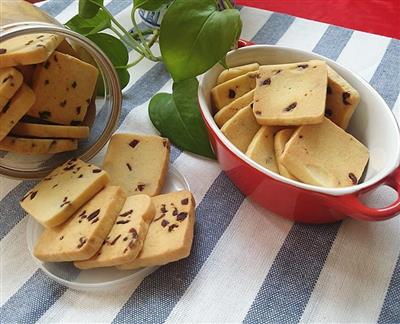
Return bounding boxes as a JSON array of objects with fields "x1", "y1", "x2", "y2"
[
  {"x1": 116, "y1": 68, "x2": 130, "y2": 89},
  {"x1": 66, "y1": 10, "x2": 110, "y2": 36},
  {"x1": 134, "y1": 0, "x2": 171, "y2": 11},
  {"x1": 87, "y1": 33, "x2": 129, "y2": 89},
  {"x1": 79, "y1": 0, "x2": 103, "y2": 18},
  {"x1": 87, "y1": 33, "x2": 129, "y2": 66},
  {"x1": 160, "y1": 0, "x2": 242, "y2": 81},
  {"x1": 149, "y1": 79, "x2": 215, "y2": 159}
]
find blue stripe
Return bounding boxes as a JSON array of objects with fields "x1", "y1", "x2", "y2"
[
  {"x1": 106, "y1": 0, "x2": 132, "y2": 16},
  {"x1": 0, "y1": 270, "x2": 68, "y2": 323},
  {"x1": 369, "y1": 39, "x2": 400, "y2": 324},
  {"x1": 0, "y1": 181, "x2": 37, "y2": 240},
  {"x1": 313, "y1": 25, "x2": 353, "y2": 60},
  {"x1": 378, "y1": 254, "x2": 400, "y2": 323},
  {"x1": 243, "y1": 223, "x2": 341, "y2": 323},
  {"x1": 369, "y1": 39, "x2": 400, "y2": 109},
  {"x1": 112, "y1": 173, "x2": 244, "y2": 323},
  {"x1": 170, "y1": 145, "x2": 182, "y2": 163},
  {"x1": 120, "y1": 63, "x2": 170, "y2": 123},
  {"x1": 40, "y1": 0, "x2": 75, "y2": 17},
  {"x1": 252, "y1": 13, "x2": 295, "y2": 45},
  {"x1": 243, "y1": 25, "x2": 354, "y2": 322},
  {"x1": 112, "y1": 12, "x2": 294, "y2": 323}
]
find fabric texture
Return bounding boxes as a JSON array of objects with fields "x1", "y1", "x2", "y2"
[{"x1": 1, "y1": 1, "x2": 400, "y2": 323}]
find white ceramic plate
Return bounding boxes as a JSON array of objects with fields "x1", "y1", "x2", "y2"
[{"x1": 26, "y1": 165, "x2": 190, "y2": 291}]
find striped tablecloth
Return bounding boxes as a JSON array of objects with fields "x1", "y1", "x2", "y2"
[{"x1": 1, "y1": 1, "x2": 400, "y2": 323}]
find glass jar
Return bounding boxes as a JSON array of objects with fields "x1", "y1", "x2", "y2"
[{"x1": 0, "y1": 0, "x2": 121, "y2": 179}]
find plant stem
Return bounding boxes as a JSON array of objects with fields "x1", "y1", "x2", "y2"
[
  {"x1": 115, "y1": 54, "x2": 145, "y2": 69},
  {"x1": 131, "y1": 7, "x2": 152, "y2": 57},
  {"x1": 222, "y1": 0, "x2": 234, "y2": 9},
  {"x1": 88, "y1": 0, "x2": 149, "y2": 57},
  {"x1": 130, "y1": 28, "x2": 154, "y2": 41}
]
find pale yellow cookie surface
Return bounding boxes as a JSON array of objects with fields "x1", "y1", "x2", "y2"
[
  {"x1": 274, "y1": 128, "x2": 298, "y2": 180},
  {"x1": 217, "y1": 63, "x2": 259, "y2": 85},
  {"x1": 28, "y1": 51, "x2": 98, "y2": 125},
  {"x1": 0, "y1": 136, "x2": 78, "y2": 154},
  {"x1": 325, "y1": 66, "x2": 360, "y2": 129},
  {"x1": 0, "y1": 33, "x2": 63, "y2": 67},
  {"x1": 0, "y1": 83, "x2": 35, "y2": 141},
  {"x1": 0, "y1": 67, "x2": 23, "y2": 110},
  {"x1": 246, "y1": 126, "x2": 283, "y2": 173},
  {"x1": 211, "y1": 71, "x2": 257, "y2": 111},
  {"x1": 214, "y1": 89, "x2": 254, "y2": 127},
  {"x1": 221, "y1": 105, "x2": 260, "y2": 153},
  {"x1": 34, "y1": 186, "x2": 126, "y2": 262},
  {"x1": 11, "y1": 122, "x2": 89, "y2": 139},
  {"x1": 75, "y1": 194, "x2": 155, "y2": 269},
  {"x1": 20, "y1": 159, "x2": 110, "y2": 228},
  {"x1": 281, "y1": 117, "x2": 369, "y2": 188},
  {"x1": 118, "y1": 190, "x2": 195, "y2": 270},
  {"x1": 253, "y1": 60, "x2": 327, "y2": 126},
  {"x1": 103, "y1": 133, "x2": 170, "y2": 196}
]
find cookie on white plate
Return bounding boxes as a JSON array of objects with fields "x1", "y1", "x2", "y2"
[
  {"x1": 34, "y1": 186, "x2": 126, "y2": 262},
  {"x1": 20, "y1": 159, "x2": 110, "y2": 228},
  {"x1": 102, "y1": 133, "x2": 170, "y2": 196},
  {"x1": 118, "y1": 190, "x2": 195, "y2": 270},
  {"x1": 74, "y1": 194, "x2": 155, "y2": 269}
]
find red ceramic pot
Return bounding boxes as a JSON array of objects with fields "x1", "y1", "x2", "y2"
[{"x1": 198, "y1": 45, "x2": 400, "y2": 223}]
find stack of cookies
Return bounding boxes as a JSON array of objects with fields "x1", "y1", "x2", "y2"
[
  {"x1": 212, "y1": 61, "x2": 369, "y2": 188},
  {"x1": 20, "y1": 133, "x2": 196, "y2": 270},
  {"x1": 0, "y1": 34, "x2": 98, "y2": 154}
]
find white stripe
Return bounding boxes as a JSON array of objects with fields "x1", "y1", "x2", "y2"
[
  {"x1": 278, "y1": 18, "x2": 329, "y2": 51},
  {"x1": 165, "y1": 14, "x2": 330, "y2": 323},
  {"x1": 0, "y1": 218, "x2": 37, "y2": 305},
  {"x1": 239, "y1": 7, "x2": 273, "y2": 41},
  {"x1": 336, "y1": 31, "x2": 391, "y2": 81},
  {"x1": 165, "y1": 201, "x2": 292, "y2": 323},
  {"x1": 300, "y1": 216, "x2": 400, "y2": 323},
  {"x1": 37, "y1": 80, "x2": 222, "y2": 323},
  {"x1": 55, "y1": 1, "x2": 79, "y2": 24},
  {"x1": 302, "y1": 31, "x2": 398, "y2": 322},
  {"x1": 0, "y1": 178, "x2": 21, "y2": 200},
  {"x1": 36, "y1": 277, "x2": 145, "y2": 324}
]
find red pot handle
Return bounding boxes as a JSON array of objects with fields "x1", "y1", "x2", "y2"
[
  {"x1": 334, "y1": 167, "x2": 400, "y2": 221},
  {"x1": 237, "y1": 39, "x2": 255, "y2": 48}
]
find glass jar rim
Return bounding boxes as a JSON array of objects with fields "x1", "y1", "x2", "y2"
[{"x1": 0, "y1": 22, "x2": 121, "y2": 179}]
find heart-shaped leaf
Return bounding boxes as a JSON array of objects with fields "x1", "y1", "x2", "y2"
[
  {"x1": 79, "y1": 0, "x2": 103, "y2": 18},
  {"x1": 160, "y1": 0, "x2": 241, "y2": 81},
  {"x1": 87, "y1": 33, "x2": 130, "y2": 89},
  {"x1": 87, "y1": 33, "x2": 129, "y2": 66},
  {"x1": 66, "y1": 9, "x2": 110, "y2": 36},
  {"x1": 149, "y1": 78, "x2": 215, "y2": 158}
]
